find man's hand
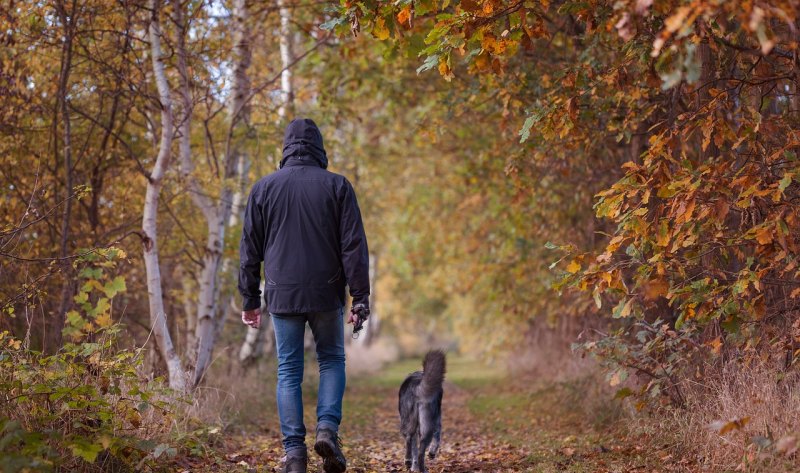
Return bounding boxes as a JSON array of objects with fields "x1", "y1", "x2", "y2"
[
  {"x1": 348, "y1": 303, "x2": 370, "y2": 338},
  {"x1": 347, "y1": 303, "x2": 370, "y2": 325},
  {"x1": 242, "y1": 308, "x2": 261, "y2": 329}
]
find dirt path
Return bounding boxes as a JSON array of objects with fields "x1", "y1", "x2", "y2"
[
  {"x1": 187, "y1": 357, "x2": 670, "y2": 472},
  {"x1": 339, "y1": 378, "x2": 532, "y2": 472}
]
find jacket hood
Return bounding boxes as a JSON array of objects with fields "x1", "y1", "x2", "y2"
[{"x1": 280, "y1": 118, "x2": 328, "y2": 169}]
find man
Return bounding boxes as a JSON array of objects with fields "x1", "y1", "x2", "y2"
[{"x1": 238, "y1": 118, "x2": 370, "y2": 473}]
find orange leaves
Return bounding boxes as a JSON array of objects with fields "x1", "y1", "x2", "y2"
[
  {"x1": 714, "y1": 199, "x2": 730, "y2": 224},
  {"x1": 709, "y1": 417, "x2": 750, "y2": 435},
  {"x1": 438, "y1": 59, "x2": 454, "y2": 81},
  {"x1": 460, "y1": 0, "x2": 481, "y2": 13},
  {"x1": 396, "y1": 6, "x2": 412, "y2": 28},
  {"x1": 755, "y1": 226, "x2": 773, "y2": 245},
  {"x1": 651, "y1": 4, "x2": 702, "y2": 57},
  {"x1": 674, "y1": 197, "x2": 695, "y2": 225},
  {"x1": 643, "y1": 278, "x2": 669, "y2": 300}
]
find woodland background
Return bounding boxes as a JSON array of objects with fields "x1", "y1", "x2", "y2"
[{"x1": 2, "y1": 0, "x2": 800, "y2": 471}]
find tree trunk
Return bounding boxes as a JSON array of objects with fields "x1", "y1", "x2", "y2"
[
  {"x1": 191, "y1": 0, "x2": 253, "y2": 388},
  {"x1": 357, "y1": 252, "x2": 379, "y2": 346},
  {"x1": 142, "y1": 0, "x2": 185, "y2": 392},
  {"x1": 277, "y1": 0, "x2": 295, "y2": 120},
  {"x1": 52, "y1": 1, "x2": 75, "y2": 353},
  {"x1": 238, "y1": 0, "x2": 294, "y2": 365}
]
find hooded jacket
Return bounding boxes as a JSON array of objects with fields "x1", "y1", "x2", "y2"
[{"x1": 238, "y1": 118, "x2": 370, "y2": 314}]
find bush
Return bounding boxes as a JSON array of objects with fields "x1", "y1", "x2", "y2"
[{"x1": 0, "y1": 248, "x2": 181, "y2": 472}]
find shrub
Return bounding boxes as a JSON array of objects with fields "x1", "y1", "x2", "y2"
[{"x1": 0, "y1": 248, "x2": 180, "y2": 472}]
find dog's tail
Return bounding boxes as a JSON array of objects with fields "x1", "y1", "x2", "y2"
[{"x1": 418, "y1": 350, "x2": 446, "y2": 399}]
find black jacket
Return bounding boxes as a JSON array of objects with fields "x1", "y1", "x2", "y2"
[{"x1": 238, "y1": 118, "x2": 370, "y2": 314}]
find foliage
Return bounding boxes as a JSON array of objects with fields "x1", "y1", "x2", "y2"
[
  {"x1": 324, "y1": 0, "x2": 800, "y2": 406},
  {"x1": 0, "y1": 249, "x2": 181, "y2": 472}
]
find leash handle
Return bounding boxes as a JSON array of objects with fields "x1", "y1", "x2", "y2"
[{"x1": 351, "y1": 304, "x2": 368, "y2": 339}]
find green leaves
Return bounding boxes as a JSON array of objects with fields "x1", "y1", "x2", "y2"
[
  {"x1": 102, "y1": 276, "x2": 126, "y2": 299},
  {"x1": 70, "y1": 439, "x2": 103, "y2": 463},
  {"x1": 519, "y1": 105, "x2": 554, "y2": 143},
  {"x1": 416, "y1": 54, "x2": 440, "y2": 74}
]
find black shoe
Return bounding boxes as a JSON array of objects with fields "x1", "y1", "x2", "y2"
[
  {"x1": 283, "y1": 452, "x2": 307, "y2": 473},
  {"x1": 314, "y1": 428, "x2": 347, "y2": 473}
]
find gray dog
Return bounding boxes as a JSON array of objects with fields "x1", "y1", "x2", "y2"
[{"x1": 398, "y1": 350, "x2": 446, "y2": 472}]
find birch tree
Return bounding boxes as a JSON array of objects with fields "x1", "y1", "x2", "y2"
[
  {"x1": 238, "y1": 0, "x2": 295, "y2": 365},
  {"x1": 142, "y1": 0, "x2": 185, "y2": 392},
  {"x1": 188, "y1": 0, "x2": 254, "y2": 388}
]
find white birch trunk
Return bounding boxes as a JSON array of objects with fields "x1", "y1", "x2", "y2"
[
  {"x1": 239, "y1": 0, "x2": 294, "y2": 364},
  {"x1": 143, "y1": 0, "x2": 185, "y2": 392},
  {"x1": 190, "y1": 0, "x2": 253, "y2": 387},
  {"x1": 277, "y1": 0, "x2": 295, "y2": 119},
  {"x1": 356, "y1": 252, "x2": 379, "y2": 346}
]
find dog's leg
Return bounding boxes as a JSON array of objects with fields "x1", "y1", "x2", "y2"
[
  {"x1": 416, "y1": 405, "x2": 435, "y2": 473},
  {"x1": 410, "y1": 432, "x2": 420, "y2": 472},
  {"x1": 428, "y1": 416, "x2": 441, "y2": 459},
  {"x1": 404, "y1": 433, "x2": 414, "y2": 470},
  {"x1": 428, "y1": 393, "x2": 442, "y2": 459}
]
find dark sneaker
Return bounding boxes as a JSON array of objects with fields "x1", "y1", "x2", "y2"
[
  {"x1": 283, "y1": 452, "x2": 307, "y2": 473},
  {"x1": 314, "y1": 428, "x2": 347, "y2": 473}
]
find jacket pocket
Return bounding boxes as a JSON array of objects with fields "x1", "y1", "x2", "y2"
[{"x1": 327, "y1": 267, "x2": 342, "y2": 284}]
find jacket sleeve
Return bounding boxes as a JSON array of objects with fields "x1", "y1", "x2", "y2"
[
  {"x1": 339, "y1": 179, "x2": 370, "y2": 306},
  {"x1": 238, "y1": 184, "x2": 265, "y2": 311}
]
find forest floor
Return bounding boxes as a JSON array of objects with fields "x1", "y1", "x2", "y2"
[{"x1": 179, "y1": 356, "x2": 682, "y2": 473}]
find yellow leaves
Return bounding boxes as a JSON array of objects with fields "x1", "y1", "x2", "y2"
[
  {"x1": 473, "y1": 52, "x2": 490, "y2": 72},
  {"x1": 480, "y1": 32, "x2": 508, "y2": 55},
  {"x1": 96, "y1": 312, "x2": 113, "y2": 329},
  {"x1": 606, "y1": 234, "x2": 626, "y2": 253},
  {"x1": 371, "y1": 17, "x2": 390, "y2": 40},
  {"x1": 595, "y1": 193, "x2": 624, "y2": 219},
  {"x1": 125, "y1": 405, "x2": 142, "y2": 428},
  {"x1": 706, "y1": 336, "x2": 723, "y2": 355},
  {"x1": 612, "y1": 297, "x2": 634, "y2": 318},
  {"x1": 609, "y1": 368, "x2": 627, "y2": 386},
  {"x1": 566, "y1": 259, "x2": 581, "y2": 274},
  {"x1": 7, "y1": 337, "x2": 22, "y2": 350}
]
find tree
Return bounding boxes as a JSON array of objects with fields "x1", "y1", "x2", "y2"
[{"x1": 142, "y1": 0, "x2": 185, "y2": 391}]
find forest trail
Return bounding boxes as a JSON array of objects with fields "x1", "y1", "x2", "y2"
[{"x1": 187, "y1": 356, "x2": 675, "y2": 473}]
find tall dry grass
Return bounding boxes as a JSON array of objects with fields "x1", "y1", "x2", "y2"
[{"x1": 657, "y1": 360, "x2": 800, "y2": 472}]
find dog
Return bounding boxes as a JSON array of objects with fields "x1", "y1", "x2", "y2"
[{"x1": 398, "y1": 350, "x2": 446, "y2": 472}]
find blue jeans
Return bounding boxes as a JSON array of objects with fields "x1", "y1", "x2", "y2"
[{"x1": 271, "y1": 308, "x2": 346, "y2": 456}]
